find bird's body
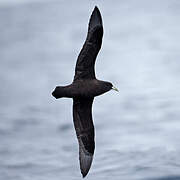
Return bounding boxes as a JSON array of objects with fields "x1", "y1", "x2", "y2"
[
  {"x1": 52, "y1": 79, "x2": 112, "y2": 98},
  {"x1": 52, "y1": 6, "x2": 118, "y2": 178}
]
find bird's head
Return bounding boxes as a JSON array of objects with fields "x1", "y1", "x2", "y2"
[{"x1": 102, "y1": 81, "x2": 119, "y2": 93}]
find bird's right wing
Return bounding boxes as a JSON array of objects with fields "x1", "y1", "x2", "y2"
[
  {"x1": 74, "y1": 6, "x2": 103, "y2": 81},
  {"x1": 73, "y1": 97, "x2": 95, "y2": 178}
]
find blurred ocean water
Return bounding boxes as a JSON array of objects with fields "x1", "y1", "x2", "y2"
[{"x1": 0, "y1": 0, "x2": 180, "y2": 180}]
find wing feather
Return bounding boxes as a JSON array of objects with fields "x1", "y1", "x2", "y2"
[
  {"x1": 74, "y1": 6, "x2": 103, "y2": 81},
  {"x1": 73, "y1": 98, "x2": 95, "y2": 177}
]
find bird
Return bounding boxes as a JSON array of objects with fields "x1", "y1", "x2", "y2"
[{"x1": 52, "y1": 6, "x2": 118, "y2": 178}]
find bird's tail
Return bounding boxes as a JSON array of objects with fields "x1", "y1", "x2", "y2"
[{"x1": 52, "y1": 86, "x2": 68, "y2": 99}]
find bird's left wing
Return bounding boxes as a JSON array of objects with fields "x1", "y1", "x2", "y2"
[
  {"x1": 73, "y1": 97, "x2": 95, "y2": 178},
  {"x1": 74, "y1": 6, "x2": 103, "y2": 81}
]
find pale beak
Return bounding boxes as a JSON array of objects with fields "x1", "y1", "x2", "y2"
[{"x1": 112, "y1": 86, "x2": 119, "y2": 92}]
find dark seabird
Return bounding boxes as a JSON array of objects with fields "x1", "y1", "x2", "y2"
[{"x1": 52, "y1": 6, "x2": 118, "y2": 178}]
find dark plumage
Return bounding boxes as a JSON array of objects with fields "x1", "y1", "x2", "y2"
[{"x1": 52, "y1": 6, "x2": 118, "y2": 178}]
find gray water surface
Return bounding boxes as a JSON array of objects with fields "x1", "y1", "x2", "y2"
[{"x1": 1, "y1": 1, "x2": 180, "y2": 180}]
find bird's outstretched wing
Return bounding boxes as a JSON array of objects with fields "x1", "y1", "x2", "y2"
[
  {"x1": 73, "y1": 98, "x2": 95, "y2": 178},
  {"x1": 74, "y1": 6, "x2": 103, "y2": 81}
]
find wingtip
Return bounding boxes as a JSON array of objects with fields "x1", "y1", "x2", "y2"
[
  {"x1": 88, "y1": 6, "x2": 103, "y2": 32},
  {"x1": 79, "y1": 139, "x2": 94, "y2": 178},
  {"x1": 94, "y1": 6, "x2": 99, "y2": 12},
  {"x1": 92, "y1": 6, "x2": 101, "y2": 20},
  {"x1": 80, "y1": 153, "x2": 93, "y2": 178}
]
